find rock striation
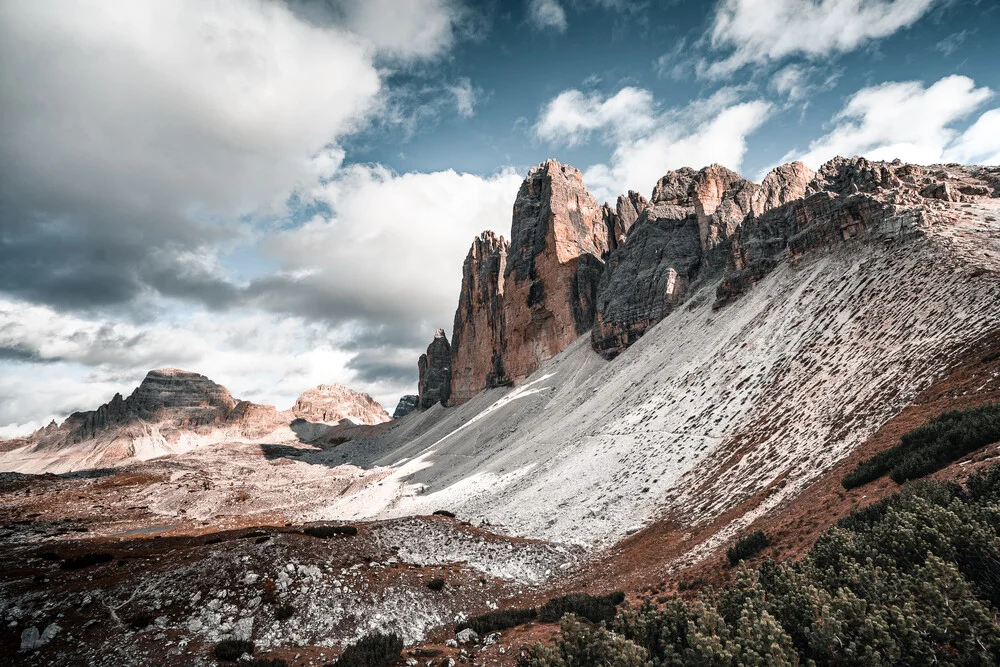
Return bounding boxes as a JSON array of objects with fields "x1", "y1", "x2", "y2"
[
  {"x1": 418, "y1": 329, "x2": 452, "y2": 409},
  {"x1": 449, "y1": 232, "x2": 509, "y2": 404},
  {"x1": 293, "y1": 384, "x2": 390, "y2": 425},
  {"x1": 392, "y1": 395, "x2": 420, "y2": 419}
]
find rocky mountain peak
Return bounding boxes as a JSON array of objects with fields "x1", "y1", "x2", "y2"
[
  {"x1": 418, "y1": 329, "x2": 452, "y2": 409},
  {"x1": 292, "y1": 384, "x2": 390, "y2": 425}
]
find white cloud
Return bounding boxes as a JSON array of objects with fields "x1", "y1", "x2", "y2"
[
  {"x1": 705, "y1": 0, "x2": 940, "y2": 77},
  {"x1": 789, "y1": 75, "x2": 996, "y2": 168},
  {"x1": 535, "y1": 86, "x2": 772, "y2": 201},
  {"x1": 450, "y1": 78, "x2": 479, "y2": 118},
  {"x1": 528, "y1": 0, "x2": 568, "y2": 32},
  {"x1": 334, "y1": 0, "x2": 466, "y2": 61},
  {"x1": 946, "y1": 109, "x2": 1000, "y2": 166},
  {"x1": 534, "y1": 87, "x2": 657, "y2": 146}
]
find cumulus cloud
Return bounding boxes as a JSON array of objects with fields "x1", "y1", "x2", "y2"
[
  {"x1": 450, "y1": 78, "x2": 480, "y2": 118},
  {"x1": 534, "y1": 87, "x2": 657, "y2": 146},
  {"x1": 535, "y1": 86, "x2": 771, "y2": 201},
  {"x1": 704, "y1": 0, "x2": 940, "y2": 77},
  {"x1": 528, "y1": 0, "x2": 568, "y2": 32},
  {"x1": 788, "y1": 75, "x2": 997, "y2": 168}
]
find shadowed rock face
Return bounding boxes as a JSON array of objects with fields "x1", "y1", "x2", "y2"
[
  {"x1": 392, "y1": 395, "x2": 419, "y2": 419},
  {"x1": 419, "y1": 329, "x2": 452, "y2": 409},
  {"x1": 293, "y1": 384, "x2": 390, "y2": 425},
  {"x1": 591, "y1": 162, "x2": 816, "y2": 358},
  {"x1": 449, "y1": 232, "x2": 509, "y2": 405},
  {"x1": 500, "y1": 160, "x2": 610, "y2": 382}
]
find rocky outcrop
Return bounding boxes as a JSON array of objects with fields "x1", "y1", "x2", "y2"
[
  {"x1": 715, "y1": 157, "x2": 999, "y2": 308},
  {"x1": 59, "y1": 369, "x2": 237, "y2": 443},
  {"x1": 592, "y1": 162, "x2": 821, "y2": 358},
  {"x1": 293, "y1": 384, "x2": 390, "y2": 425},
  {"x1": 500, "y1": 160, "x2": 609, "y2": 382},
  {"x1": 449, "y1": 232, "x2": 509, "y2": 405},
  {"x1": 752, "y1": 161, "x2": 814, "y2": 214},
  {"x1": 602, "y1": 191, "x2": 649, "y2": 253},
  {"x1": 418, "y1": 330, "x2": 452, "y2": 409},
  {"x1": 392, "y1": 395, "x2": 419, "y2": 419}
]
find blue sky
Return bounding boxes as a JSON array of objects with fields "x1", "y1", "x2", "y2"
[{"x1": 1, "y1": 0, "x2": 998, "y2": 435}]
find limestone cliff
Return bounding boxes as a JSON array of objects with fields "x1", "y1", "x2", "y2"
[
  {"x1": 418, "y1": 329, "x2": 452, "y2": 409},
  {"x1": 449, "y1": 232, "x2": 509, "y2": 405}
]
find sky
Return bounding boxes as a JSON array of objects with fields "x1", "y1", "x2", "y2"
[{"x1": 1, "y1": 0, "x2": 999, "y2": 436}]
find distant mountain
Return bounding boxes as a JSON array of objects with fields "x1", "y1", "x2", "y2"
[{"x1": 0, "y1": 369, "x2": 389, "y2": 474}]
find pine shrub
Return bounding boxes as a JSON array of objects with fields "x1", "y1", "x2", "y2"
[
  {"x1": 303, "y1": 524, "x2": 358, "y2": 538},
  {"x1": 843, "y1": 403, "x2": 1000, "y2": 488},
  {"x1": 426, "y1": 578, "x2": 445, "y2": 591},
  {"x1": 457, "y1": 607, "x2": 537, "y2": 634},
  {"x1": 726, "y1": 530, "x2": 768, "y2": 566},
  {"x1": 538, "y1": 591, "x2": 625, "y2": 624},
  {"x1": 61, "y1": 552, "x2": 113, "y2": 570},
  {"x1": 336, "y1": 632, "x2": 403, "y2": 667}
]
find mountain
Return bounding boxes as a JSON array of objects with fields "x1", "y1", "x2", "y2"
[
  {"x1": 330, "y1": 156, "x2": 1000, "y2": 550},
  {"x1": 0, "y1": 370, "x2": 390, "y2": 474}
]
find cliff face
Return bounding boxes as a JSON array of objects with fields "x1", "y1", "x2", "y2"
[
  {"x1": 418, "y1": 329, "x2": 452, "y2": 409},
  {"x1": 591, "y1": 162, "x2": 815, "y2": 358},
  {"x1": 449, "y1": 232, "x2": 509, "y2": 404},
  {"x1": 499, "y1": 160, "x2": 609, "y2": 382}
]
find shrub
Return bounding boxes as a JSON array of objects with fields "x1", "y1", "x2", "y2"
[
  {"x1": 538, "y1": 592, "x2": 625, "y2": 624},
  {"x1": 304, "y1": 524, "x2": 358, "y2": 538},
  {"x1": 426, "y1": 578, "x2": 446, "y2": 591},
  {"x1": 726, "y1": 530, "x2": 768, "y2": 566},
  {"x1": 61, "y1": 552, "x2": 113, "y2": 570},
  {"x1": 432, "y1": 510, "x2": 456, "y2": 518},
  {"x1": 457, "y1": 607, "x2": 537, "y2": 634},
  {"x1": 275, "y1": 604, "x2": 295, "y2": 621},
  {"x1": 843, "y1": 403, "x2": 1000, "y2": 489},
  {"x1": 336, "y1": 632, "x2": 403, "y2": 667},
  {"x1": 523, "y1": 463, "x2": 1000, "y2": 666},
  {"x1": 214, "y1": 639, "x2": 254, "y2": 661}
]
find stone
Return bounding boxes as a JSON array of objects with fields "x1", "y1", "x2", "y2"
[
  {"x1": 392, "y1": 395, "x2": 419, "y2": 419},
  {"x1": 500, "y1": 160, "x2": 610, "y2": 383},
  {"x1": 602, "y1": 191, "x2": 649, "y2": 253},
  {"x1": 449, "y1": 232, "x2": 509, "y2": 405},
  {"x1": 292, "y1": 385, "x2": 390, "y2": 425},
  {"x1": 455, "y1": 627, "x2": 479, "y2": 644},
  {"x1": 691, "y1": 164, "x2": 757, "y2": 257},
  {"x1": 418, "y1": 329, "x2": 452, "y2": 409},
  {"x1": 20, "y1": 623, "x2": 59, "y2": 651}
]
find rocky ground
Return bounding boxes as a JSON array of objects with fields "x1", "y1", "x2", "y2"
[{"x1": 0, "y1": 440, "x2": 581, "y2": 666}]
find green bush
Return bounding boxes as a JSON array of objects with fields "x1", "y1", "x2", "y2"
[
  {"x1": 726, "y1": 530, "x2": 768, "y2": 566},
  {"x1": 274, "y1": 604, "x2": 295, "y2": 621},
  {"x1": 426, "y1": 578, "x2": 445, "y2": 591},
  {"x1": 457, "y1": 607, "x2": 537, "y2": 634},
  {"x1": 336, "y1": 632, "x2": 403, "y2": 667},
  {"x1": 538, "y1": 591, "x2": 625, "y2": 624},
  {"x1": 214, "y1": 639, "x2": 254, "y2": 661},
  {"x1": 843, "y1": 403, "x2": 1000, "y2": 489},
  {"x1": 523, "y1": 463, "x2": 1000, "y2": 666}
]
